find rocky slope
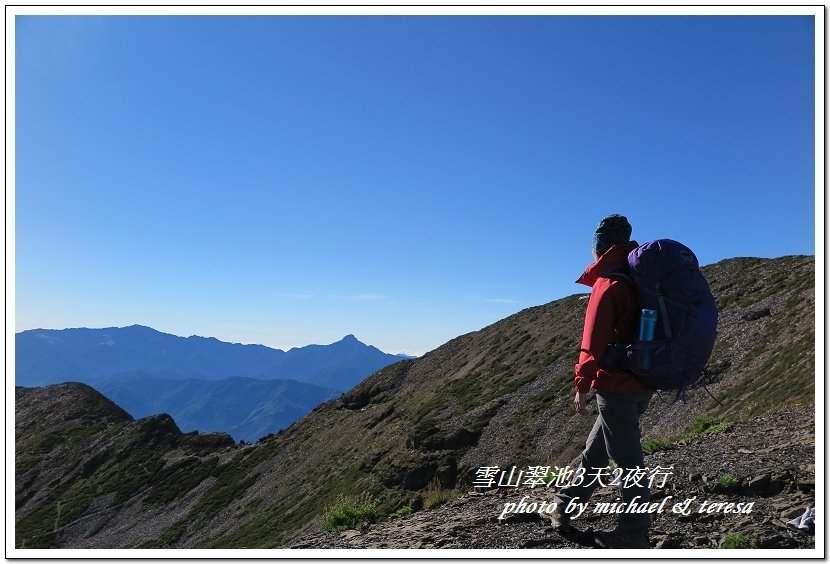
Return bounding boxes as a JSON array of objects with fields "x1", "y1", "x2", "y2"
[
  {"x1": 14, "y1": 255, "x2": 815, "y2": 550},
  {"x1": 289, "y1": 406, "x2": 815, "y2": 550}
]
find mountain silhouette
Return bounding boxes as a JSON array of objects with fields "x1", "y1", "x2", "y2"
[
  {"x1": 88, "y1": 374, "x2": 341, "y2": 442},
  {"x1": 15, "y1": 327, "x2": 405, "y2": 442},
  {"x1": 15, "y1": 326, "x2": 402, "y2": 391}
]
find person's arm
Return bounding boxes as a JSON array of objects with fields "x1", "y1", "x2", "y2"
[{"x1": 574, "y1": 278, "x2": 624, "y2": 395}]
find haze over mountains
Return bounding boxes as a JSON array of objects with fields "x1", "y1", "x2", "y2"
[{"x1": 15, "y1": 326, "x2": 406, "y2": 442}]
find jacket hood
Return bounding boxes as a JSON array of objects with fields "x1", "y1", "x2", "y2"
[{"x1": 576, "y1": 240, "x2": 639, "y2": 287}]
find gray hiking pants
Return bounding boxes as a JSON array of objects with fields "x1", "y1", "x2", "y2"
[{"x1": 555, "y1": 390, "x2": 653, "y2": 535}]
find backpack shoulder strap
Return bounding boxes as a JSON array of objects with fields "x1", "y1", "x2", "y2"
[
  {"x1": 604, "y1": 268, "x2": 637, "y2": 298},
  {"x1": 606, "y1": 270, "x2": 633, "y2": 286}
]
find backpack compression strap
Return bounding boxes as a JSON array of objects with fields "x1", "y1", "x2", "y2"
[
  {"x1": 608, "y1": 271, "x2": 671, "y2": 339},
  {"x1": 655, "y1": 283, "x2": 673, "y2": 339}
]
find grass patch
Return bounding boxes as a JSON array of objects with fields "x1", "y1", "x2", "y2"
[
  {"x1": 700, "y1": 422, "x2": 731, "y2": 435},
  {"x1": 424, "y1": 490, "x2": 462, "y2": 509},
  {"x1": 543, "y1": 466, "x2": 564, "y2": 485},
  {"x1": 322, "y1": 493, "x2": 378, "y2": 533},
  {"x1": 423, "y1": 479, "x2": 463, "y2": 509},
  {"x1": 140, "y1": 447, "x2": 269, "y2": 548},
  {"x1": 205, "y1": 459, "x2": 380, "y2": 548},
  {"x1": 526, "y1": 384, "x2": 561, "y2": 411},
  {"x1": 643, "y1": 437, "x2": 672, "y2": 454},
  {"x1": 707, "y1": 257, "x2": 815, "y2": 421},
  {"x1": 690, "y1": 416, "x2": 729, "y2": 436},
  {"x1": 721, "y1": 533, "x2": 758, "y2": 549},
  {"x1": 142, "y1": 456, "x2": 219, "y2": 508},
  {"x1": 737, "y1": 330, "x2": 814, "y2": 417},
  {"x1": 389, "y1": 505, "x2": 412, "y2": 519},
  {"x1": 675, "y1": 416, "x2": 732, "y2": 442},
  {"x1": 643, "y1": 416, "x2": 732, "y2": 455},
  {"x1": 717, "y1": 474, "x2": 739, "y2": 489}
]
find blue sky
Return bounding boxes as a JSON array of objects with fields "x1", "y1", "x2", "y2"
[{"x1": 13, "y1": 13, "x2": 818, "y2": 356}]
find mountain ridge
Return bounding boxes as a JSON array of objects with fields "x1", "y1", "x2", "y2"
[
  {"x1": 15, "y1": 327, "x2": 406, "y2": 442},
  {"x1": 17, "y1": 324, "x2": 384, "y2": 353},
  {"x1": 14, "y1": 254, "x2": 815, "y2": 550},
  {"x1": 87, "y1": 373, "x2": 342, "y2": 443},
  {"x1": 15, "y1": 326, "x2": 403, "y2": 391}
]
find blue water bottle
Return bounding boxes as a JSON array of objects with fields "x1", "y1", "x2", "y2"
[{"x1": 638, "y1": 309, "x2": 657, "y2": 369}]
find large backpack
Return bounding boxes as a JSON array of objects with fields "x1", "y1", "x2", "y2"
[{"x1": 607, "y1": 239, "x2": 718, "y2": 397}]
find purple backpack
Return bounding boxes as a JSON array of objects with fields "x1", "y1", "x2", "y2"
[{"x1": 610, "y1": 239, "x2": 718, "y2": 395}]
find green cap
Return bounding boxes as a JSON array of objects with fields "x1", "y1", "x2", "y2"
[{"x1": 593, "y1": 214, "x2": 632, "y2": 255}]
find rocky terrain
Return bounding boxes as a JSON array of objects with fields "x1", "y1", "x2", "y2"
[
  {"x1": 14, "y1": 255, "x2": 816, "y2": 550},
  {"x1": 289, "y1": 406, "x2": 816, "y2": 550}
]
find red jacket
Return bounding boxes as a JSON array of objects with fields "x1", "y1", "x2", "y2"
[{"x1": 574, "y1": 241, "x2": 650, "y2": 394}]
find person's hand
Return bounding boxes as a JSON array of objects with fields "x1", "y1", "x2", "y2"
[{"x1": 574, "y1": 391, "x2": 590, "y2": 416}]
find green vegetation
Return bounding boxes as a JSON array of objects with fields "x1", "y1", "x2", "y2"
[
  {"x1": 444, "y1": 366, "x2": 537, "y2": 412},
  {"x1": 142, "y1": 456, "x2": 219, "y2": 508},
  {"x1": 322, "y1": 493, "x2": 378, "y2": 533},
  {"x1": 721, "y1": 533, "x2": 758, "y2": 549},
  {"x1": 17, "y1": 415, "x2": 189, "y2": 548},
  {"x1": 714, "y1": 329, "x2": 814, "y2": 421},
  {"x1": 675, "y1": 416, "x2": 732, "y2": 442},
  {"x1": 140, "y1": 446, "x2": 270, "y2": 548},
  {"x1": 706, "y1": 256, "x2": 815, "y2": 421},
  {"x1": 642, "y1": 415, "x2": 733, "y2": 454},
  {"x1": 526, "y1": 384, "x2": 561, "y2": 410},
  {"x1": 423, "y1": 490, "x2": 462, "y2": 509},
  {"x1": 717, "y1": 474, "x2": 740, "y2": 489},
  {"x1": 433, "y1": 325, "x2": 577, "y2": 417},
  {"x1": 642, "y1": 437, "x2": 672, "y2": 454},
  {"x1": 423, "y1": 479, "x2": 463, "y2": 509},
  {"x1": 191, "y1": 453, "x2": 261, "y2": 521},
  {"x1": 389, "y1": 505, "x2": 412, "y2": 519},
  {"x1": 205, "y1": 453, "x2": 382, "y2": 548},
  {"x1": 712, "y1": 257, "x2": 813, "y2": 310},
  {"x1": 543, "y1": 466, "x2": 565, "y2": 484}
]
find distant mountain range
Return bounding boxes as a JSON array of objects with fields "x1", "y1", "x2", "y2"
[
  {"x1": 89, "y1": 374, "x2": 342, "y2": 443},
  {"x1": 16, "y1": 325, "x2": 406, "y2": 389},
  {"x1": 15, "y1": 326, "x2": 408, "y2": 441}
]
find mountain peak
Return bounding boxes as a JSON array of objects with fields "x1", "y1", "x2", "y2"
[
  {"x1": 339, "y1": 334, "x2": 361, "y2": 344},
  {"x1": 123, "y1": 324, "x2": 159, "y2": 333}
]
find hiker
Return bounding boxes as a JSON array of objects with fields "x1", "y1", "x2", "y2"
[{"x1": 550, "y1": 213, "x2": 654, "y2": 549}]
